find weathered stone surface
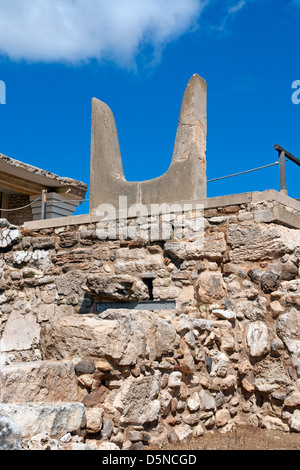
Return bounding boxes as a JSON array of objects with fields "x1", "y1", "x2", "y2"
[
  {"x1": 0, "y1": 311, "x2": 40, "y2": 353},
  {"x1": 199, "y1": 390, "x2": 216, "y2": 411},
  {"x1": 82, "y1": 386, "x2": 109, "y2": 408},
  {"x1": 168, "y1": 372, "x2": 182, "y2": 388},
  {"x1": 277, "y1": 309, "x2": 300, "y2": 354},
  {"x1": 165, "y1": 233, "x2": 226, "y2": 262},
  {"x1": 74, "y1": 360, "x2": 96, "y2": 375},
  {"x1": 254, "y1": 357, "x2": 290, "y2": 393},
  {"x1": 0, "y1": 361, "x2": 78, "y2": 403},
  {"x1": 260, "y1": 271, "x2": 281, "y2": 294},
  {"x1": 85, "y1": 408, "x2": 104, "y2": 434},
  {"x1": 212, "y1": 309, "x2": 236, "y2": 322},
  {"x1": 246, "y1": 321, "x2": 270, "y2": 358},
  {"x1": 0, "y1": 417, "x2": 22, "y2": 450},
  {"x1": 291, "y1": 410, "x2": 300, "y2": 432},
  {"x1": 99, "y1": 442, "x2": 120, "y2": 450},
  {"x1": 13, "y1": 250, "x2": 52, "y2": 271},
  {"x1": 0, "y1": 228, "x2": 21, "y2": 248},
  {"x1": 215, "y1": 409, "x2": 230, "y2": 428},
  {"x1": 41, "y1": 311, "x2": 179, "y2": 366},
  {"x1": 56, "y1": 271, "x2": 86, "y2": 297},
  {"x1": 261, "y1": 416, "x2": 289, "y2": 432},
  {"x1": 284, "y1": 391, "x2": 300, "y2": 408},
  {"x1": 196, "y1": 272, "x2": 225, "y2": 304},
  {"x1": 173, "y1": 424, "x2": 193, "y2": 442},
  {"x1": 187, "y1": 392, "x2": 201, "y2": 412},
  {"x1": 0, "y1": 403, "x2": 85, "y2": 438},
  {"x1": 53, "y1": 248, "x2": 92, "y2": 265},
  {"x1": 90, "y1": 74, "x2": 207, "y2": 211},
  {"x1": 114, "y1": 248, "x2": 163, "y2": 275},
  {"x1": 210, "y1": 351, "x2": 229, "y2": 378},
  {"x1": 113, "y1": 373, "x2": 160, "y2": 425},
  {"x1": 227, "y1": 225, "x2": 300, "y2": 263},
  {"x1": 31, "y1": 237, "x2": 57, "y2": 250},
  {"x1": 23, "y1": 433, "x2": 65, "y2": 451},
  {"x1": 85, "y1": 275, "x2": 149, "y2": 301}
]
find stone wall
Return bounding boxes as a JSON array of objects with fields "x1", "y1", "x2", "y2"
[
  {"x1": 6, "y1": 194, "x2": 33, "y2": 226},
  {"x1": 0, "y1": 192, "x2": 300, "y2": 449}
]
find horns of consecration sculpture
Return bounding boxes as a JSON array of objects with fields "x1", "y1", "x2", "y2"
[{"x1": 90, "y1": 74, "x2": 207, "y2": 211}]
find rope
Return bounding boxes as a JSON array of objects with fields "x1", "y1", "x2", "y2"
[
  {"x1": 207, "y1": 162, "x2": 280, "y2": 183},
  {"x1": 0, "y1": 197, "x2": 89, "y2": 213},
  {"x1": 0, "y1": 196, "x2": 42, "y2": 212}
]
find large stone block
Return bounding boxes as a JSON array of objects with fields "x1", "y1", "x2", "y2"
[
  {"x1": 227, "y1": 224, "x2": 300, "y2": 263},
  {"x1": 0, "y1": 403, "x2": 85, "y2": 438},
  {"x1": 113, "y1": 372, "x2": 161, "y2": 425},
  {"x1": 85, "y1": 274, "x2": 149, "y2": 301},
  {"x1": 0, "y1": 311, "x2": 40, "y2": 353},
  {"x1": 0, "y1": 361, "x2": 78, "y2": 403},
  {"x1": 40, "y1": 311, "x2": 179, "y2": 365}
]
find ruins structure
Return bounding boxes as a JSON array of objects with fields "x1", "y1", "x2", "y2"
[{"x1": 0, "y1": 76, "x2": 300, "y2": 450}]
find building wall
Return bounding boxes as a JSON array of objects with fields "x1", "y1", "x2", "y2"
[
  {"x1": 0, "y1": 197, "x2": 300, "y2": 445},
  {"x1": 5, "y1": 194, "x2": 33, "y2": 226}
]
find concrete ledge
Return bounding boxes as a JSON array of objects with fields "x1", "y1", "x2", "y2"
[
  {"x1": 23, "y1": 190, "x2": 300, "y2": 231},
  {"x1": 252, "y1": 189, "x2": 300, "y2": 211}
]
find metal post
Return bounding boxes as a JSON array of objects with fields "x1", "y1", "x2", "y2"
[
  {"x1": 278, "y1": 151, "x2": 288, "y2": 195},
  {"x1": 41, "y1": 190, "x2": 47, "y2": 220}
]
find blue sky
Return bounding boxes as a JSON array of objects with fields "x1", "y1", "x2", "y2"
[{"x1": 0, "y1": 0, "x2": 299, "y2": 215}]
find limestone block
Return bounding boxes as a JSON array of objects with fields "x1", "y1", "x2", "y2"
[
  {"x1": 85, "y1": 274, "x2": 149, "y2": 301},
  {"x1": 227, "y1": 224, "x2": 300, "y2": 263},
  {"x1": 0, "y1": 229, "x2": 21, "y2": 248},
  {"x1": 164, "y1": 232, "x2": 226, "y2": 262},
  {"x1": 0, "y1": 361, "x2": 78, "y2": 403},
  {"x1": 113, "y1": 373, "x2": 161, "y2": 425},
  {"x1": 277, "y1": 309, "x2": 300, "y2": 354},
  {"x1": 114, "y1": 248, "x2": 163, "y2": 275},
  {"x1": 40, "y1": 311, "x2": 179, "y2": 366},
  {"x1": 254, "y1": 357, "x2": 290, "y2": 393},
  {"x1": 196, "y1": 271, "x2": 225, "y2": 305},
  {"x1": 85, "y1": 408, "x2": 104, "y2": 434},
  {"x1": 13, "y1": 250, "x2": 52, "y2": 271},
  {"x1": 0, "y1": 403, "x2": 85, "y2": 438},
  {"x1": 0, "y1": 311, "x2": 40, "y2": 353},
  {"x1": 246, "y1": 321, "x2": 270, "y2": 358}
]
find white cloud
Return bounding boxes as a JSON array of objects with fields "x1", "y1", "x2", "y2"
[{"x1": 0, "y1": 0, "x2": 207, "y2": 65}]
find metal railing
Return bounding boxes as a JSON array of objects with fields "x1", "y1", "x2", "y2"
[{"x1": 274, "y1": 145, "x2": 300, "y2": 196}]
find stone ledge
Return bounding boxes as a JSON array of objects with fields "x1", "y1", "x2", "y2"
[
  {"x1": 0, "y1": 403, "x2": 85, "y2": 438},
  {"x1": 0, "y1": 361, "x2": 78, "y2": 403},
  {"x1": 23, "y1": 190, "x2": 300, "y2": 231}
]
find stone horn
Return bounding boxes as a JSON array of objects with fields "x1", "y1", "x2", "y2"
[{"x1": 90, "y1": 74, "x2": 207, "y2": 213}]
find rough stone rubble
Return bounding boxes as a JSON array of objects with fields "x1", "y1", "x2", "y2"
[{"x1": 0, "y1": 197, "x2": 300, "y2": 449}]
